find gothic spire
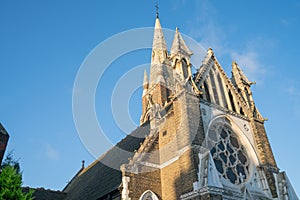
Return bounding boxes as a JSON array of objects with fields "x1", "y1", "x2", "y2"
[
  {"x1": 231, "y1": 61, "x2": 256, "y2": 112},
  {"x1": 152, "y1": 17, "x2": 167, "y2": 51},
  {"x1": 150, "y1": 16, "x2": 167, "y2": 85},
  {"x1": 170, "y1": 27, "x2": 193, "y2": 57}
]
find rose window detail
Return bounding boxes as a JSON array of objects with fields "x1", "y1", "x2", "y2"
[{"x1": 207, "y1": 124, "x2": 250, "y2": 185}]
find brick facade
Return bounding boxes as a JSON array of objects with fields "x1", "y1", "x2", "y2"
[{"x1": 62, "y1": 16, "x2": 298, "y2": 200}]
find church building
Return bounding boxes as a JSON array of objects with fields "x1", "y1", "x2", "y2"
[{"x1": 61, "y1": 15, "x2": 299, "y2": 200}]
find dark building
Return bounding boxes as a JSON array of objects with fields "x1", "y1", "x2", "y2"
[{"x1": 0, "y1": 123, "x2": 9, "y2": 165}]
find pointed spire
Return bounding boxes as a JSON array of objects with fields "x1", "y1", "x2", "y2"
[
  {"x1": 143, "y1": 69, "x2": 149, "y2": 90},
  {"x1": 170, "y1": 27, "x2": 193, "y2": 57},
  {"x1": 152, "y1": 17, "x2": 167, "y2": 51},
  {"x1": 150, "y1": 16, "x2": 167, "y2": 85}
]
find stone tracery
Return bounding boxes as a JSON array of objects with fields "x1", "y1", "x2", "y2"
[{"x1": 208, "y1": 123, "x2": 250, "y2": 185}]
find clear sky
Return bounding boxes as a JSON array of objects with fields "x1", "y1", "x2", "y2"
[{"x1": 0, "y1": 0, "x2": 299, "y2": 196}]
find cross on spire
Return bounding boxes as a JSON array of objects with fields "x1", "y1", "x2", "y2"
[{"x1": 155, "y1": 3, "x2": 159, "y2": 18}]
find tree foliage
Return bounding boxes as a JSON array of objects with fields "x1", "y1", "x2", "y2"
[
  {"x1": 0, "y1": 152, "x2": 33, "y2": 200},
  {"x1": 1, "y1": 152, "x2": 20, "y2": 174}
]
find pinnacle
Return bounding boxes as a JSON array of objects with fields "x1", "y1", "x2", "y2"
[
  {"x1": 170, "y1": 27, "x2": 193, "y2": 57},
  {"x1": 207, "y1": 47, "x2": 214, "y2": 55},
  {"x1": 231, "y1": 61, "x2": 250, "y2": 84},
  {"x1": 143, "y1": 69, "x2": 149, "y2": 86}
]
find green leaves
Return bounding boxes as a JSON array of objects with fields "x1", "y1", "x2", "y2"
[
  {"x1": 1, "y1": 152, "x2": 21, "y2": 174},
  {"x1": 0, "y1": 153, "x2": 33, "y2": 200}
]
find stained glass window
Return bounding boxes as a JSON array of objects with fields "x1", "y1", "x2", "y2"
[{"x1": 208, "y1": 124, "x2": 250, "y2": 184}]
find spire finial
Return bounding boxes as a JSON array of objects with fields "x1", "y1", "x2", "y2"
[
  {"x1": 155, "y1": 3, "x2": 159, "y2": 18},
  {"x1": 81, "y1": 160, "x2": 85, "y2": 169}
]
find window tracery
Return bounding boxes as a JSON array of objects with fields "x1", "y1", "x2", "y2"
[{"x1": 207, "y1": 123, "x2": 250, "y2": 185}]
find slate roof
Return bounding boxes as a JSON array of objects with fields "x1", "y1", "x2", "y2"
[
  {"x1": 23, "y1": 187, "x2": 66, "y2": 200},
  {"x1": 63, "y1": 122, "x2": 150, "y2": 200}
]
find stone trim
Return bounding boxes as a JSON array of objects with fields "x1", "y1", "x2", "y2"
[
  {"x1": 200, "y1": 99, "x2": 250, "y2": 121},
  {"x1": 180, "y1": 186, "x2": 224, "y2": 200}
]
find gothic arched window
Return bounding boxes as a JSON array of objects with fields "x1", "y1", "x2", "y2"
[
  {"x1": 203, "y1": 81, "x2": 211, "y2": 102},
  {"x1": 207, "y1": 121, "x2": 250, "y2": 185},
  {"x1": 217, "y1": 73, "x2": 228, "y2": 109},
  {"x1": 228, "y1": 90, "x2": 236, "y2": 112},
  {"x1": 209, "y1": 70, "x2": 220, "y2": 105},
  {"x1": 181, "y1": 58, "x2": 188, "y2": 78},
  {"x1": 139, "y1": 190, "x2": 159, "y2": 200}
]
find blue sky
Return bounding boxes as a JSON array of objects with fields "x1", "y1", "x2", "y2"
[{"x1": 0, "y1": 0, "x2": 299, "y2": 196}]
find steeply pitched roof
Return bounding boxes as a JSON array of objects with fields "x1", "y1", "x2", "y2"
[{"x1": 63, "y1": 122, "x2": 150, "y2": 200}]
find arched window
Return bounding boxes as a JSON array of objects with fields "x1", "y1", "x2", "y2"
[
  {"x1": 139, "y1": 190, "x2": 160, "y2": 200},
  {"x1": 209, "y1": 70, "x2": 220, "y2": 105},
  {"x1": 181, "y1": 58, "x2": 188, "y2": 78},
  {"x1": 174, "y1": 58, "x2": 178, "y2": 67},
  {"x1": 166, "y1": 88, "x2": 171, "y2": 102},
  {"x1": 228, "y1": 90, "x2": 236, "y2": 112},
  {"x1": 203, "y1": 81, "x2": 211, "y2": 102},
  {"x1": 217, "y1": 73, "x2": 228, "y2": 109},
  {"x1": 240, "y1": 107, "x2": 245, "y2": 115},
  {"x1": 208, "y1": 121, "x2": 250, "y2": 185}
]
